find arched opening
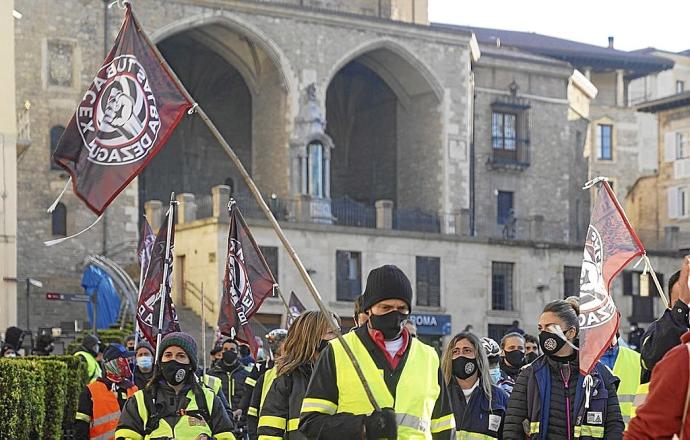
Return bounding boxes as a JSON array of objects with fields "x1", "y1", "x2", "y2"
[
  {"x1": 325, "y1": 45, "x2": 444, "y2": 220},
  {"x1": 140, "y1": 22, "x2": 289, "y2": 218},
  {"x1": 51, "y1": 202, "x2": 67, "y2": 236}
]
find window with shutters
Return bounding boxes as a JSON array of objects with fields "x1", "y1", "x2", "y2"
[
  {"x1": 416, "y1": 256, "x2": 441, "y2": 307},
  {"x1": 50, "y1": 125, "x2": 65, "y2": 170},
  {"x1": 677, "y1": 80, "x2": 686, "y2": 94},
  {"x1": 336, "y1": 250, "x2": 361, "y2": 301},
  {"x1": 676, "y1": 132, "x2": 687, "y2": 159},
  {"x1": 668, "y1": 186, "x2": 690, "y2": 219},
  {"x1": 497, "y1": 191, "x2": 514, "y2": 225},
  {"x1": 488, "y1": 324, "x2": 513, "y2": 342},
  {"x1": 259, "y1": 246, "x2": 279, "y2": 280},
  {"x1": 563, "y1": 266, "x2": 581, "y2": 298},
  {"x1": 681, "y1": 188, "x2": 689, "y2": 218},
  {"x1": 51, "y1": 202, "x2": 67, "y2": 236},
  {"x1": 492, "y1": 262, "x2": 514, "y2": 311},
  {"x1": 623, "y1": 271, "x2": 662, "y2": 323},
  {"x1": 597, "y1": 124, "x2": 613, "y2": 160}
]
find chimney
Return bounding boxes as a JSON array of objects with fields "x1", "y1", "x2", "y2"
[{"x1": 608, "y1": 36, "x2": 614, "y2": 49}]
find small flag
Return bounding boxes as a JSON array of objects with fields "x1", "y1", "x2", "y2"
[
  {"x1": 218, "y1": 203, "x2": 277, "y2": 356},
  {"x1": 136, "y1": 205, "x2": 180, "y2": 348},
  {"x1": 287, "y1": 291, "x2": 306, "y2": 328},
  {"x1": 137, "y1": 216, "x2": 156, "y2": 275},
  {"x1": 578, "y1": 181, "x2": 644, "y2": 375},
  {"x1": 52, "y1": 5, "x2": 191, "y2": 216}
]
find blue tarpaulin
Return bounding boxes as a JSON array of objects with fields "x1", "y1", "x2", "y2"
[{"x1": 81, "y1": 265, "x2": 121, "y2": 329}]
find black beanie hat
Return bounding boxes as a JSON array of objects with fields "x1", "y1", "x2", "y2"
[
  {"x1": 361, "y1": 265, "x2": 413, "y2": 312},
  {"x1": 159, "y1": 332, "x2": 198, "y2": 370}
]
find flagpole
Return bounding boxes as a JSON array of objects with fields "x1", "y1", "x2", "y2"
[
  {"x1": 201, "y1": 282, "x2": 207, "y2": 373},
  {"x1": 134, "y1": 12, "x2": 381, "y2": 412},
  {"x1": 153, "y1": 193, "x2": 177, "y2": 365},
  {"x1": 131, "y1": 247, "x2": 145, "y2": 381}
]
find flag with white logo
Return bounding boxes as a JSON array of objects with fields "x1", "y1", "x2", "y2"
[
  {"x1": 578, "y1": 181, "x2": 644, "y2": 375},
  {"x1": 52, "y1": 5, "x2": 191, "y2": 215},
  {"x1": 218, "y1": 203, "x2": 277, "y2": 356}
]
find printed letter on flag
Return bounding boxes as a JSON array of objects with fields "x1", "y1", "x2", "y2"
[
  {"x1": 136, "y1": 206, "x2": 180, "y2": 348},
  {"x1": 578, "y1": 181, "x2": 644, "y2": 375},
  {"x1": 287, "y1": 291, "x2": 306, "y2": 328},
  {"x1": 218, "y1": 203, "x2": 277, "y2": 356},
  {"x1": 52, "y1": 5, "x2": 191, "y2": 215}
]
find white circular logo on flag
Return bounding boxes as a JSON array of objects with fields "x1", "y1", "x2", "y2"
[
  {"x1": 78, "y1": 55, "x2": 161, "y2": 166},
  {"x1": 579, "y1": 225, "x2": 616, "y2": 329}
]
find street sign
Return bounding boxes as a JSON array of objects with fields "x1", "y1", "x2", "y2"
[{"x1": 45, "y1": 292, "x2": 91, "y2": 303}]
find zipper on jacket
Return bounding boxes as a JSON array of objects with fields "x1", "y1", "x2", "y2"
[{"x1": 560, "y1": 365, "x2": 572, "y2": 440}]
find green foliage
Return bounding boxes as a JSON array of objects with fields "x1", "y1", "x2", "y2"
[{"x1": 0, "y1": 356, "x2": 88, "y2": 439}]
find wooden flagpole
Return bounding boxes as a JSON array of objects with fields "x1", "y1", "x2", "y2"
[{"x1": 132, "y1": 7, "x2": 381, "y2": 411}]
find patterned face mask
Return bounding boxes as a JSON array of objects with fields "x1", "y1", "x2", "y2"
[{"x1": 104, "y1": 357, "x2": 132, "y2": 383}]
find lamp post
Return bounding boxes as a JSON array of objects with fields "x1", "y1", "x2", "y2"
[{"x1": 25, "y1": 278, "x2": 43, "y2": 331}]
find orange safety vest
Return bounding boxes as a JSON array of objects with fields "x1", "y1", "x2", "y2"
[{"x1": 88, "y1": 380, "x2": 137, "y2": 440}]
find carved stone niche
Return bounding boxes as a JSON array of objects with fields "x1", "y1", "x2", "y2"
[
  {"x1": 288, "y1": 84, "x2": 335, "y2": 224},
  {"x1": 47, "y1": 40, "x2": 74, "y2": 88}
]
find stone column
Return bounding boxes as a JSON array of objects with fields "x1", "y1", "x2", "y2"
[
  {"x1": 616, "y1": 69, "x2": 625, "y2": 107},
  {"x1": 144, "y1": 200, "x2": 163, "y2": 231},
  {"x1": 212, "y1": 185, "x2": 231, "y2": 218},
  {"x1": 176, "y1": 193, "x2": 197, "y2": 224},
  {"x1": 375, "y1": 200, "x2": 394, "y2": 229}
]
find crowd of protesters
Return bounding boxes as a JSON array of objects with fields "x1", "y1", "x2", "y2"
[{"x1": 4, "y1": 259, "x2": 690, "y2": 439}]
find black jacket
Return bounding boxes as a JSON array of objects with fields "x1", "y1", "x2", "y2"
[
  {"x1": 208, "y1": 361, "x2": 249, "y2": 410},
  {"x1": 239, "y1": 358, "x2": 274, "y2": 414},
  {"x1": 503, "y1": 355, "x2": 624, "y2": 440},
  {"x1": 257, "y1": 363, "x2": 312, "y2": 439},
  {"x1": 640, "y1": 300, "x2": 690, "y2": 383},
  {"x1": 299, "y1": 326, "x2": 455, "y2": 440},
  {"x1": 248, "y1": 372, "x2": 268, "y2": 440},
  {"x1": 133, "y1": 366, "x2": 153, "y2": 390}
]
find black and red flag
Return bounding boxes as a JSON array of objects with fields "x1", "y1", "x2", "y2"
[
  {"x1": 578, "y1": 181, "x2": 644, "y2": 376},
  {"x1": 52, "y1": 4, "x2": 191, "y2": 216},
  {"x1": 287, "y1": 291, "x2": 306, "y2": 328},
  {"x1": 136, "y1": 204, "x2": 180, "y2": 348},
  {"x1": 137, "y1": 216, "x2": 156, "y2": 275},
  {"x1": 218, "y1": 203, "x2": 278, "y2": 356}
]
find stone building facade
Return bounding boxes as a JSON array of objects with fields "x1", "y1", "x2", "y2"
[{"x1": 9, "y1": 0, "x2": 681, "y2": 341}]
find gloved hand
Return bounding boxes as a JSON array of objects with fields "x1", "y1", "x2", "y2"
[{"x1": 363, "y1": 408, "x2": 397, "y2": 440}]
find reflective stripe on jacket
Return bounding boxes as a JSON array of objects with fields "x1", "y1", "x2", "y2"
[
  {"x1": 612, "y1": 346, "x2": 640, "y2": 428},
  {"x1": 76, "y1": 351, "x2": 102, "y2": 384},
  {"x1": 114, "y1": 386, "x2": 236, "y2": 440},
  {"x1": 85, "y1": 380, "x2": 136, "y2": 440},
  {"x1": 301, "y1": 331, "x2": 455, "y2": 439}
]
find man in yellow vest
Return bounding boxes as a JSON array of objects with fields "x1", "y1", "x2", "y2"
[
  {"x1": 75, "y1": 344, "x2": 138, "y2": 440},
  {"x1": 300, "y1": 265, "x2": 456, "y2": 439},
  {"x1": 75, "y1": 334, "x2": 103, "y2": 384},
  {"x1": 600, "y1": 333, "x2": 641, "y2": 429}
]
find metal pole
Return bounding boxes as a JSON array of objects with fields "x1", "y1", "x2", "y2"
[
  {"x1": 201, "y1": 282, "x2": 206, "y2": 373},
  {"x1": 153, "y1": 194, "x2": 176, "y2": 365},
  {"x1": 25, "y1": 279, "x2": 30, "y2": 331},
  {"x1": 133, "y1": 12, "x2": 381, "y2": 411}
]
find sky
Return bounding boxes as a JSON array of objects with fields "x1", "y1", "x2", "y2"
[{"x1": 428, "y1": 0, "x2": 690, "y2": 53}]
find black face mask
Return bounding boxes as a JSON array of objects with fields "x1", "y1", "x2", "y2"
[
  {"x1": 368, "y1": 311, "x2": 405, "y2": 340},
  {"x1": 525, "y1": 351, "x2": 539, "y2": 364},
  {"x1": 452, "y1": 356, "x2": 478, "y2": 380},
  {"x1": 317, "y1": 339, "x2": 330, "y2": 353},
  {"x1": 222, "y1": 350, "x2": 239, "y2": 368},
  {"x1": 161, "y1": 360, "x2": 192, "y2": 386},
  {"x1": 504, "y1": 350, "x2": 525, "y2": 367},
  {"x1": 539, "y1": 331, "x2": 567, "y2": 356}
]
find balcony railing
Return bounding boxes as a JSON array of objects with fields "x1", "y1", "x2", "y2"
[{"x1": 490, "y1": 216, "x2": 569, "y2": 243}]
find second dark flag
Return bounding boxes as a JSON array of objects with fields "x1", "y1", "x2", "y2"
[{"x1": 218, "y1": 203, "x2": 277, "y2": 355}]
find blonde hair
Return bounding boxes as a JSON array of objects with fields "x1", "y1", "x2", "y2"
[
  {"x1": 276, "y1": 311, "x2": 335, "y2": 376},
  {"x1": 441, "y1": 332, "x2": 492, "y2": 404}
]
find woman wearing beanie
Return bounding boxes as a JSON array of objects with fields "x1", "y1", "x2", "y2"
[
  {"x1": 503, "y1": 298, "x2": 624, "y2": 440},
  {"x1": 442, "y1": 332, "x2": 508, "y2": 439},
  {"x1": 132, "y1": 341, "x2": 154, "y2": 390},
  {"x1": 257, "y1": 311, "x2": 337, "y2": 439},
  {"x1": 300, "y1": 265, "x2": 456, "y2": 440},
  {"x1": 115, "y1": 331, "x2": 235, "y2": 439}
]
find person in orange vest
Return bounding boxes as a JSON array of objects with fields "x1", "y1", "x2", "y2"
[{"x1": 75, "y1": 344, "x2": 138, "y2": 440}]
